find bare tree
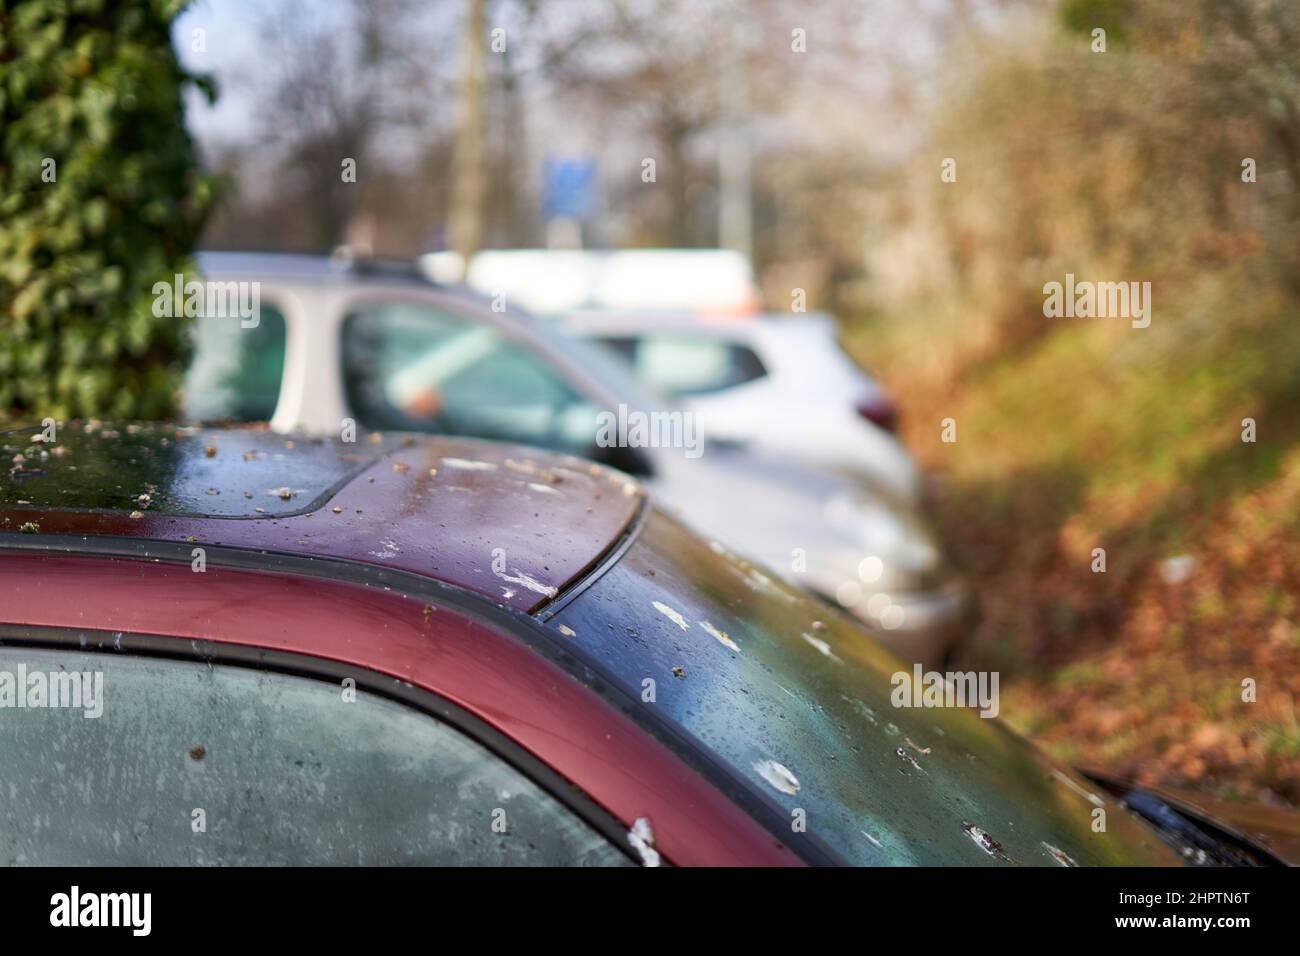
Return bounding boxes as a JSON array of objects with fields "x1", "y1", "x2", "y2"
[{"x1": 248, "y1": 0, "x2": 448, "y2": 248}]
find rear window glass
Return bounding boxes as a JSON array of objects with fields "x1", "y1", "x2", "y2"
[
  {"x1": 597, "y1": 334, "x2": 767, "y2": 397},
  {"x1": 183, "y1": 304, "x2": 287, "y2": 422},
  {"x1": 547, "y1": 511, "x2": 1182, "y2": 867},
  {"x1": 0, "y1": 647, "x2": 629, "y2": 866}
]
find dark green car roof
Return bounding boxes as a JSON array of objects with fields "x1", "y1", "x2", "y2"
[{"x1": 546, "y1": 511, "x2": 1185, "y2": 867}]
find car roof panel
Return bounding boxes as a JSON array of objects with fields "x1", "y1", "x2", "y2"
[
  {"x1": 0, "y1": 424, "x2": 643, "y2": 614},
  {"x1": 1, "y1": 422, "x2": 371, "y2": 517}
]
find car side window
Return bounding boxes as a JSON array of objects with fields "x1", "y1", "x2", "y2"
[
  {"x1": 183, "y1": 304, "x2": 288, "y2": 422},
  {"x1": 599, "y1": 334, "x2": 767, "y2": 397},
  {"x1": 342, "y1": 302, "x2": 603, "y2": 457},
  {"x1": 0, "y1": 647, "x2": 630, "y2": 866}
]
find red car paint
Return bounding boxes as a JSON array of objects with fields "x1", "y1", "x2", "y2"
[{"x1": 0, "y1": 553, "x2": 799, "y2": 866}]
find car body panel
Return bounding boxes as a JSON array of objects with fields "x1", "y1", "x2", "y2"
[
  {"x1": 647, "y1": 443, "x2": 971, "y2": 666},
  {"x1": 0, "y1": 551, "x2": 799, "y2": 867},
  {"x1": 0, "y1": 423, "x2": 641, "y2": 615},
  {"x1": 545, "y1": 509, "x2": 1184, "y2": 867}
]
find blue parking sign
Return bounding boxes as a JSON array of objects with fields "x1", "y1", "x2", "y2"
[{"x1": 543, "y1": 156, "x2": 598, "y2": 221}]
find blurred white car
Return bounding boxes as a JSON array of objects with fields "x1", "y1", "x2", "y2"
[{"x1": 563, "y1": 310, "x2": 922, "y2": 504}]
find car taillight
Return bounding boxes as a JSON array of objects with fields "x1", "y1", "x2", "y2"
[{"x1": 855, "y1": 395, "x2": 898, "y2": 433}]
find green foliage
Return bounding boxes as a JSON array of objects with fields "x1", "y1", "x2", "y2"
[
  {"x1": 0, "y1": 0, "x2": 216, "y2": 420},
  {"x1": 1059, "y1": 0, "x2": 1132, "y2": 45},
  {"x1": 847, "y1": 0, "x2": 1300, "y2": 801}
]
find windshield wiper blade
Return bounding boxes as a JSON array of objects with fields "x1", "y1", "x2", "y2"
[{"x1": 1118, "y1": 789, "x2": 1279, "y2": 867}]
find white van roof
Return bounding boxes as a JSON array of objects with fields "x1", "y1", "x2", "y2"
[{"x1": 455, "y1": 249, "x2": 759, "y2": 316}]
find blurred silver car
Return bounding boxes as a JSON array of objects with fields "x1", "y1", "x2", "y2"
[
  {"x1": 564, "y1": 310, "x2": 922, "y2": 503},
  {"x1": 186, "y1": 252, "x2": 971, "y2": 664}
]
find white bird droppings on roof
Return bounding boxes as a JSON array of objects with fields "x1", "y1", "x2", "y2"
[{"x1": 651, "y1": 601, "x2": 690, "y2": 630}]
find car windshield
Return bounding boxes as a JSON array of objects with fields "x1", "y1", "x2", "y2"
[{"x1": 547, "y1": 510, "x2": 1183, "y2": 866}]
